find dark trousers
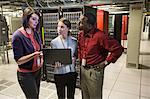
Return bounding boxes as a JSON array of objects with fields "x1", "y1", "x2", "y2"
[
  {"x1": 17, "y1": 69, "x2": 41, "y2": 99},
  {"x1": 54, "y1": 72, "x2": 77, "y2": 99}
]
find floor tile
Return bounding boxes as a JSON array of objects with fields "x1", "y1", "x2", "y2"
[
  {"x1": 140, "y1": 96, "x2": 150, "y2": 99},
  {"x1": 105, "y1": 63, "x2": 122, "y2": 73},
  {"x1": 0, "y1": 94, "x2": 14, "y2": 99},
  {"x1": 0, "y1": 85, "x2": 7, "y2": 91},
  {"x1": 120, "y1": 68, "x2": 141, "y2": 77},
  {"x1": 103, "y1": 89, "x2": 111, "y2": 99},
  {"x1": 141, "y1": 85, "x2": 150, "y2": 98},
  {"x1": 113, "y1": 81, "x2": 140, "y2": 95},
  {"x1": 0, "y1": 79, "x2": 8, "y2": 84},
  {"x1": 4, "y1": 81, "x2": 16, "y2": 87},
  {"x1": 141, "y1": 76, "x2": 150, "y2": 86},
  {"x1": 0, "y1": 83, "x2": 23, "y2": 97},
  {"x1": 117, "y1": 73, "x2": 141, "y2": 84},
  {"x1": 39, "y1": 88, "x2": 53, "y2": 98},
  {"x1": 41, "y1": 81, "x2": 52, "y2": 88},
  {"x1": 47, "y1": 91, "x2": 58, "y2": 99},
  {"x1": 16, "y1": 94, "x2": 26, "y2": 99},
  {"x1": 1, "y1": 41, "x2": 150, "y2": 99},
  {"x1": 104, "y1": 70, "x2": 120, "y2": 80},
  {"x1": 47, "y1": 83, "x2": 57, "y2": 90},
  {"x1": 108, "y1": 91, "x2": 139, "y2": 99},
  {"x1": 75, "y1": 89, "x2": 82, "y2": 99},
  {"x1": 75, "y1": 88, "x2": 81, "y2": 96},
  {"x1": 103, "y1": 78, "x2": 116, "y2": 90}
]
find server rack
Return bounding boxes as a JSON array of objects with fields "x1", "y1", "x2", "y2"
[
  {"x1": 0, "y1": 15, "x2": 9, "y2": 44},
  {"x1": 62, "y1": 9, "x2": 82, "y2": 38},
  {"x1": 0, "y1": 14, "x2": 9, "y2": 64},
  {"x1": 42, "y1": 9, "x2": 59, "y2": 47}
]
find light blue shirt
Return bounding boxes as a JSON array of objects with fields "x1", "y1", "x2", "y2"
[{"x1": 51, "y1": 35, "x2": 77, "y2": 74}]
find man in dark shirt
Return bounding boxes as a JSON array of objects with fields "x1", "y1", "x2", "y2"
[{"x1": 78, "y1": 13, "x2": 124, "y2": 99}]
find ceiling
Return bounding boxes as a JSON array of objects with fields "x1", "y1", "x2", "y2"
[{"x1": 0, "y1": 0, "x2": 149, "y2": 14}]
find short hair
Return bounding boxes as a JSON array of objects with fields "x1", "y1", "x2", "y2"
[
  {"x1": 84, "y1": 13, "x2": 96, "y2": 26},
  {"x1": 22, "y1": 7, "x2": 41, "y2": 31}
]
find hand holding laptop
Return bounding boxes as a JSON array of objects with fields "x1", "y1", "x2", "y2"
[
  {"x1": 42, "y1": 48, "x2": 72, "y2": 66},
  {"x1": 54, "y1": 61, "x2": 62, "y2": 68}
]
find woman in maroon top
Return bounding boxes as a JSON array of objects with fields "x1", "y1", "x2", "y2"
[
  {"x1": 12, "y1": 7, "x2": 43, "y2": 99},
  {"x1": 78, "y1": 13, "x2": 124, "y2": 99}
]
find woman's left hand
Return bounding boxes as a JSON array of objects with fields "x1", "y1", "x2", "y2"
[
  {"x1": 40, "y1": 58, "x2": 44, "y2": 67},
  {"x1": 39, "y1": 52, "x2": 43, "y2": 67}
]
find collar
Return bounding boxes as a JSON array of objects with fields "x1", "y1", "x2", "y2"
[
  {"x1": 18, "y1": 27, "x2": 30, "y2": 38},
  {"x1": 18, "y1": 27, "x2": 34, "y2": 38},
  {"x1": 83, "y1": 27, "x2": 98, "y2": 38}
]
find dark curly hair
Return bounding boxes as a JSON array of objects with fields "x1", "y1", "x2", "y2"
[{"x1": 84, "y1": 13, "x2": 96, "y2": 26}]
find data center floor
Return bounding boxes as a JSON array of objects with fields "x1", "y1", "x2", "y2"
[{"x1": 0, "y1": 40, "x2": 150, "y2": 99}]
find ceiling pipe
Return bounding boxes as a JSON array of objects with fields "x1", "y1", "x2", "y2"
[{"x1": 85, "y1": 0, "x2": 143, "y2": 7}]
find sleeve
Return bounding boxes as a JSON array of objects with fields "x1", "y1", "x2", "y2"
[
  {"x1": 50, "y1": 40, "x2": 57, "y2": 48},
  {"x1": 100, "y1": 33, "x2": 124, "y2": 63},
  {"x1": 12, "y1": 33, "x2": 24, "y2": 61}
]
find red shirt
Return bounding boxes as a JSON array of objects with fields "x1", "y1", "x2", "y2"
[
  {"x1": 17, "y1": 27, "x2": 41, "y2": 72},
  {"x1": 78, "y1": 28, "x2": 124, "y2": 65}
]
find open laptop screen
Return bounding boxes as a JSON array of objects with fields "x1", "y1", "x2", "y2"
[{"x1": 42, "y1": 48, "x2": 72, "y2": 65}]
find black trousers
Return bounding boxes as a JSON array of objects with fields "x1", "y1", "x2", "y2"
[
  {"x1": 17, "y1": 69, "x2": 41, "y2": 99},
  {"x1": 54, "y1": 72, "x2": 78, "y2": 99}
]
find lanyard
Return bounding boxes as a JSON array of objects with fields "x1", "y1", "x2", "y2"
[
  {"x1": 60, "y1": 36, "x2": 72, "y2": 71},
  {"x1": 60, "y1": 36, "x2": 69, "y2": 49}
]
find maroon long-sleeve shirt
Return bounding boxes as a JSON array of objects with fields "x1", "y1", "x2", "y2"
[{"x1": 78, "y1": 28, "x2": 124, "y2": 65}]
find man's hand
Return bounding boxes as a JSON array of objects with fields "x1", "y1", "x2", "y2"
[{"x1": 98, "y1": 61, "x2": 110, "y2": 69}]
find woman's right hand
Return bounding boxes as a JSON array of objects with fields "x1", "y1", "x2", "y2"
[
  {"x1": 17, "y1": 51, "x2": 42, "y2": 65},
  {"x1": 33, "y1": 51, "x2": 42, "y2": 57},
  {"x1": 54, "y1": 61, "x2": 62, "y2": 68}
]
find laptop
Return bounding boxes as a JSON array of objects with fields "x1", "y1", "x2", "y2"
[{"x1": 42, "y1": 48, "x2": 72, "y2": 65}]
